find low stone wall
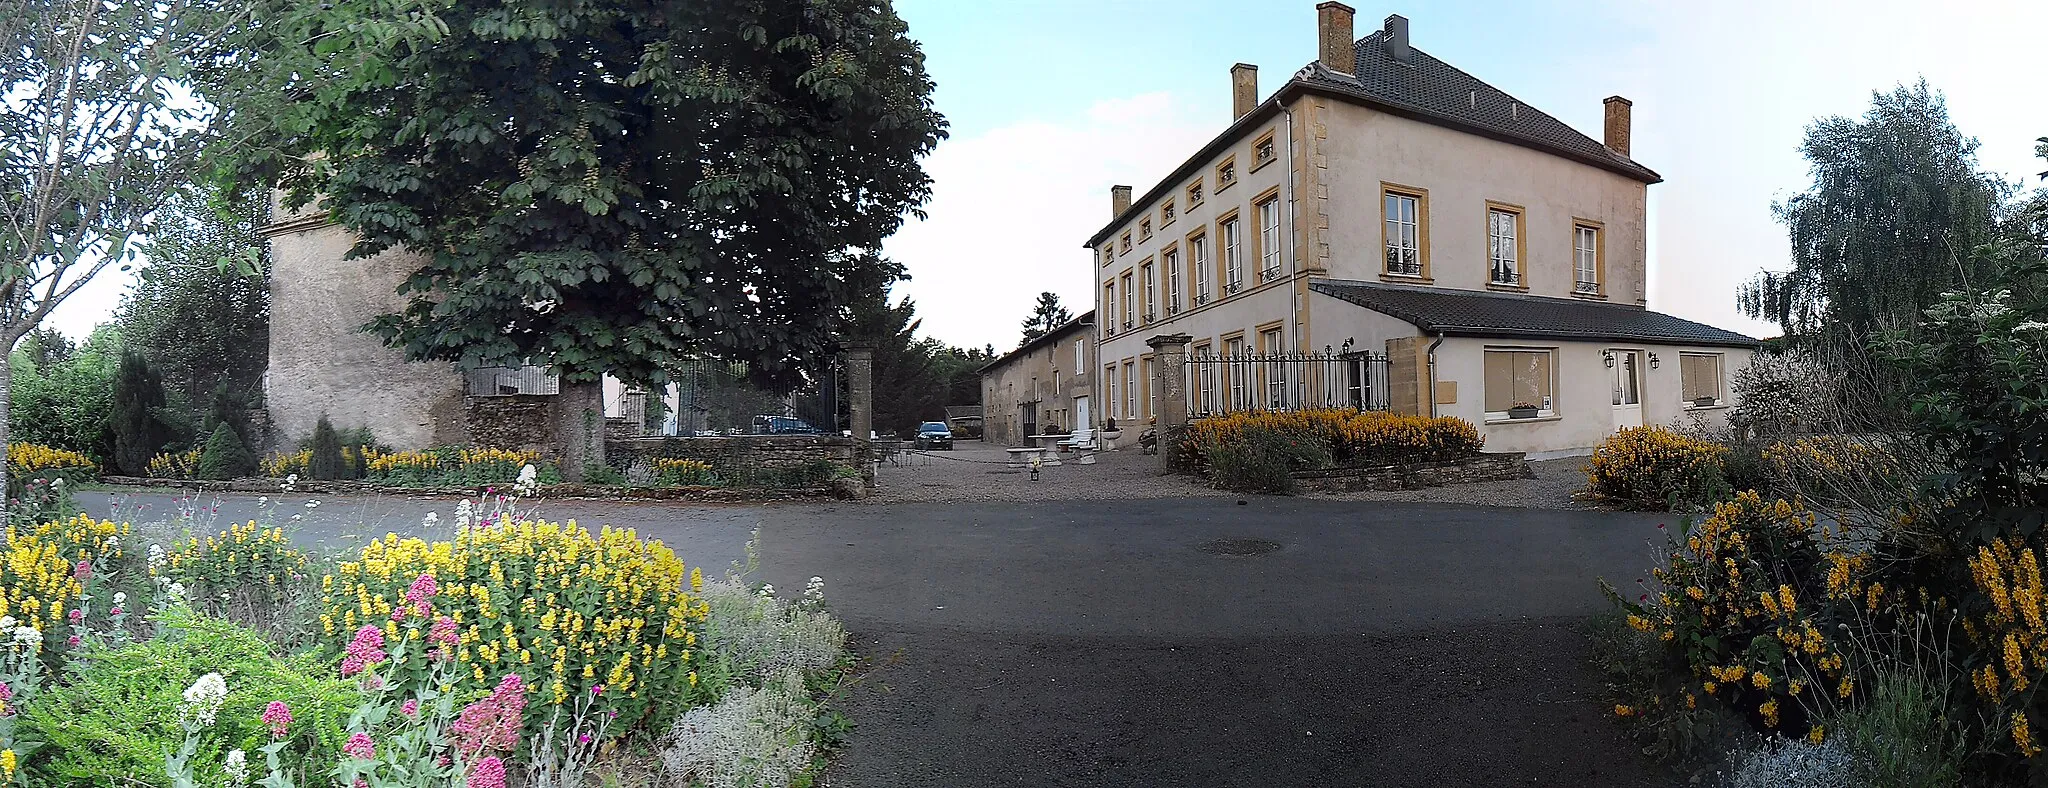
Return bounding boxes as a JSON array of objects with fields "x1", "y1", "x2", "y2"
[
  {"x1": 605, "y1": 435, "x2": 874, "y2": 496},
  {"x1": 464, "y1": 395, "x2": 557, "y2": 453},
  {"x1": 1289, "y1": 452, "x2": 1530, "y2": 493}
]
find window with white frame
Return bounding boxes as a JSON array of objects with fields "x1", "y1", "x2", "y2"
[
  {"x1": 1258, "y1": 198, "x2": 1281, "y2": 282},
  {"x1": 1384, "y1": 191, "x2": 1421, "y2": 276},
  {"x1": 1123, "y1": 362, "x2": 1135, "y2": 419},
  {"x1": 1141, "y1": 263, "x2": 1156, "y2": 321},
  {"x1": 1120, "y1": 272, "x2": 1133, "y2": 328},
  {"x1": 1141, "y1": 356, "x2": 1154, "y2": 418},
  {"x1": 1488, "y1": 207, "x2": 1519, "y2": 285},
  {"x1": 1574, "y1": 224, "x2": 1601, "y2": 294},
  {"x1": 1164, "y1": 248, "x2": 1182, "y2": 314},
  {"x1": 1222, "y1": 217, "x2": 1243, "y2": 294},
  {"x1": 1681, "y1": 353, "x2": 1724, "y2": 407},
  {"x1": 1102, "y1": 281, "x2": 1116, "y2": 335},
  {"x1": 1483, "y1": 348, "x2": 1556, "y2": 419},
  {"x1": 1259, "y1": 326, "x2": 1286, "y2": 407},
  {"x1": 1106, "y1": 364, "x2": 1119, "y2": 419},
  {"x1": 1194, "y1": 343, "x2": 1215, "y2": 414},
  {"x1": 1224, "y1": 336, "x2": 1247, "y2": 410},
  {"x1": 1074, "y1": 338, "x2": 1085, "y2": 370},
  {"x1": 1191, "y1": 234, "x2": 1211, "y2": 305}
]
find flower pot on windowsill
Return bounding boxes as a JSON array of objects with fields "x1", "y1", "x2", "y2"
[
  {"x1": 1692, "y1": 397, "x2": 1718, "y2": 408},
  {"x1": 1507, "y1": 406, "x2": 1541, "y2": 420}
]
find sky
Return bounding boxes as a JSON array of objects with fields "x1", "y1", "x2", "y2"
[{"x1": 46, "y1": 0, "x2": 2048, "y2": 349}]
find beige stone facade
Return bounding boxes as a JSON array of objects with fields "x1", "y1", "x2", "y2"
[
  {"x1": 1084, "y1": 5, "x2": 1756, "y2": 456},
  {"x1": 979, "y1": 313, "x2": 1095, "y2": 446}
]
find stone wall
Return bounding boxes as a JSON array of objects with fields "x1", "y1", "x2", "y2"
[
  {"x1": 465, "y1": 395, "x2": 557, "y2": 453},
  {"x1": 607, "y1": 434, "x2": 873, "y2": 496},
  {"x1": 262, "y1": 203, "x2": 466, "y2": 452},
  {"x1": 1290, "y1": 452, "x2": 1530, "y2": 493}
]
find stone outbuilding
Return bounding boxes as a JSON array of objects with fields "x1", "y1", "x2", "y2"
[{"x1": 979, "y1": 312, "x2": 1095, "y2": 446}]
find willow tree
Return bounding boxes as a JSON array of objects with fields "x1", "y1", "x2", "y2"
[
  {"x1": 1739, "y1": 81, "x2": 2004, "y2": 348},
  {"x1": 220, "y1": 0, "x2": 947, "y2": 396}
]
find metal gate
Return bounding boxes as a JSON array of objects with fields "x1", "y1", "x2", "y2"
[{"x1": 1186, "y1": 347, "x2": 1389, "y2": 417}]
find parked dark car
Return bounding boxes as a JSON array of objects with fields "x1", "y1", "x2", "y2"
[
  {"x1": 915, "y1": 421, "x2": 954, "y2": 450},
  {"x1": 752, "y1": 415, "x2": 820, "y2": 435}
]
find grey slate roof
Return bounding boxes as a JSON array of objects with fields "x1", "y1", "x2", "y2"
[
  {"x1": 1296, "y1": 34, "x2": 1659, "y2": 183},
  {"x1": 1310, "y1": 280, "x2": 1757, "y2": 348}
]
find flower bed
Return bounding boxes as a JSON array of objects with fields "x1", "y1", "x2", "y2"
[
  {"x1": 0, "y1": 502, "x2": 851, "y2": 787},
  {"x1": 1585, "y1": 426, "x2": 1731, "y2": 510},
  {"x1": 1174, "y1": 409, "x2": 1485, "y2": 493}
]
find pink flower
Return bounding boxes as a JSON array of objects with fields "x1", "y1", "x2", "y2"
[
  {"x1": 399, "y1": 573, "x2": 439, "y2": 619},
  {"x1": 341, "y1": 625, "x2": 387, "y2": 677},
  {"x1": 263, "y1": 701, "x2": 293, "y2": 738},
  {"x1": 449, "y1": 674, "x2": 527, "y2": 757},
  {"x1": 72, "y1": 560, "x2": 90, "y2": 581},
  {"x1": 65, "y1": 635, "x2": 79, "y2": 648},
  {"x1": 108, "y1": 607, "x2": 122, "y2": 616},
  {"x1": 577, "y1": 733, "x2": 593, "y2": 745},
  {"x1": 466, "y1": 756, "x2": 507, "y2": 788},
  {"x1": 67, "y1": 609, "x2": 82, "y2": 624},
  {"x1": 428, "y1": 616, "x2": 460, "y2": 661},
  {"x1": 343, "y1": 732, "x2": 376, "y2": 760},
  {"x1": 401, "y1": 698, "x2": 420, "y2": 718},
  {"x1": 589, "y1": 684, "x2": 603, "y2": 697}
]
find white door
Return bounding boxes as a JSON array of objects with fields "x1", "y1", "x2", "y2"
[
  {"x1": 1611, "y1": 350, "x2": 1643, "y2": 431},
  {"x1": 1074, "y1": 396, "x2": 1091, "y2": 431}
]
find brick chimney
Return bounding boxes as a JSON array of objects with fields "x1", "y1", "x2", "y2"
[
  {"x1": 1382, "y1": 14, "x2": 1411, "y2": 63},
  {"x1": 1603, "y1": 96, "x2": 1633, "y2": 157},
  {"x1": 1316, "y1": 2, "x2": 1355, "y2": 73},
  {"x1": 1231, "y1": 63, "x2": 1258, "y2": 120},
  {"x1": 1111, "y1": 185, "x2": 1132, "y2": 217}
]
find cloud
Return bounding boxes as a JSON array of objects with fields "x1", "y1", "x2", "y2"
[{"x1": 884, "y1": 91, "x2": 1218, "y2": 352}]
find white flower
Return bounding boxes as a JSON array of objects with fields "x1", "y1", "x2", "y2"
[
  {"x1": 223, "y1": 749, "x2": 249, "y2": 784},
  {"x1": 167, "y1": 581, "x2": 187, "y2": 599},
  {"x1": 456, "y1": 499, "x2": 476, "y2": 529},
  {"x1": 290, "y1": 514, "x2": 303, "y2": 522},
  {"x1": 49, "y1": 477, "x2": 63, "y2": 488},
  {"x1": 12, "y1": 626, "x2": 39, "y2": 645},
  {"x1": 147, "y1": 544, "x2": 167, "y2": 571},
  {"x1": 101, "y1": 535, "x2": 113, "y2": 550},
  {"x1": 513, "y1": 464, "x2": 541, "y2": 497},
  {"x1": 182, "y1": 672, "x2": 229, "y2": 726},
  {"x1": 758, "y1": 583, "x2": 775, "y2": 598},
  {"x1": 112, "y1": 592, "x2": 126, "y2": 607},
  {"x1": 423, "y1": 512, "x2": 441, "y2": 528},
  {"x1": 2017, "y1": 320, "x2": 2048, "y2": 333},
  {"x1": 304, "y1": 500, "x2": 320, "y2": 509},
  {"x1": 259, "y1": 496, "x2": 269, "y2": 505}
]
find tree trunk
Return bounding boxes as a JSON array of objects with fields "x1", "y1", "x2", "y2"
[
  {"x1": 552, "y1": 380, "x2": 606, "y2": 482},
  {"x1": 0, "y1": 351, "x2": 12, "y2": 520}
]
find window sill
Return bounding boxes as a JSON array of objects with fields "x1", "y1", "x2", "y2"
[
  {"x1": 1485, "y1": 281, "x2": 1529, "y2": 292},
  {"x1": 1485, "y1": 414, "x2": 1561, "y2": 425},
  {"x1": 1570, "y1": 289, "x2": 1607, "y2": 300},
  {"x1": 1248, "y1": 156, "x2": 1277, "y2": 174},
  {"x1": 1381, "y1": 272, "x2": 1433, "y2": 284},
  {"x1": 1684, "y1": 402, "x2": 1728, "y2": 411},
  {"x1": 1215, "y1": 180, "x2": 1237, "y2": 194}
]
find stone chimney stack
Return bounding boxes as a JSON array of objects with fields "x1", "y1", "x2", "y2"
[
  {"x1": 1603, "y1": 96, "x2": 1633, "y2": 157},
  {"x1": 1316, "y1": 2, "x2": 1355, "y2": 73},
  {"x1": 1111, "y1": 185, "x2": 1132, "y2": 217},
  {"x1": 1382, "y1": 14, "x2": 1411, "y2": 63},
  {"x1": 1231, "y1": 63, "x2": 1259, "y2": 120}
]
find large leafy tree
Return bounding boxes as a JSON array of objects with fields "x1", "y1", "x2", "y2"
[
  {"x1": 220, "y1": 0, "x2": 947, "y2": 390},
  {"x1": 1739, "y1": 81, "x2": 2005, "y2": 347},
  {"x1": 116, "y1": 187, "x2": 270, "y2": 403}
]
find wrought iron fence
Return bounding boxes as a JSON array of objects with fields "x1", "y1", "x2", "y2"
[{"x1": 1186, "y1": 347, "x2": 1390, "y2": 417}]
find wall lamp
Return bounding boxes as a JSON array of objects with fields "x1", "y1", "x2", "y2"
[
  {"x1": 1647, "y1": 352, "x2": 1661, "y2": 369},
  {"x1": 1602, "y1": 350, "x2": 1614, "y2": 368}
]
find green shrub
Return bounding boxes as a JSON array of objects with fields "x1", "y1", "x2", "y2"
[
  {"x1": 1585, "y1": 426, "x2": 1730, "y2": 510},
  {"x1": 1829, "y1": 668, "x2": 1966, "y2": 788},
  {"x1": 1198, "y1": 424, "x2": 1331, "y2": 494},
  {"x1": 22, "y1": 606, "x2": 355, "y2": 787},
  {"x1": 109, "y1": 350, "x2": 173, "y2": 476},
  {"x1": 308, "y1": 415, "x2": 346, "y2": 480},
  {"x1": 193, "y1": 422, "x2": 257, "y2": 480}
]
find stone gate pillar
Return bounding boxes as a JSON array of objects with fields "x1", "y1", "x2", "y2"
[
  {"x1": 844, "y1": 345, "x2": 875, "y2": 443},
  {"x1": 1146, "y1": 333, "x2": 1193, "y2": 470}
]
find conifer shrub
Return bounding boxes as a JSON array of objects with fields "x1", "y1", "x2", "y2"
[
  {"x1": 308, "y1": 415, "x2": 346, "y2": 480},
  {"x1": 193, "y1": 422, "x2": 256, "y2": 480}
]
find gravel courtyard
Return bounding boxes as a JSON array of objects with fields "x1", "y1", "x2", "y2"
[{"x1": 873, "y1": 440, "x2": 1595, "y2": 509}]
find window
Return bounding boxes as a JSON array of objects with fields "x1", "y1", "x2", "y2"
[
  {"x1": 1074, "y1": 338, "x2": 1085, "y2": 370},
  {"x1": 1120, "y1": 271, "x2": 1134, "y2": 328},
  {"x1": 1106, "y1": 364, "x2": 1119, "y2": 418},
  {"x1": 1123, "y1": 361, "x2": 1136, "y2": 419},
  {"x1": 1186, "y1": 179, "x2": 1204, "y2": 206},
  {"x1": 1161, "y1": 199, "x2": 1176, "y2": 226},
  {"x1": 1256, "y1": 195, "x2": 1282, "y2": 281},
  {"x1": 1259, "y1": 325, "x2": 1286, "y2": 407},
  {"x1": 1215, "y1": 156, "x2": 1237, "y2": 191},
  {"x1": 1120, "y1": 231, "x2": 1132, "y2": 255},
  {"x1": 1681, "y1": 353, "x2": 1724, "y2": 407},
  {"x1": 1194, "y1": 342, "x2": 1215, "y2": 414},
  {"x1": 1487, "y1": 205, "x2": 1521, "y2": 286},
  {"x1": 1190, "y1": 232, "x2": 1211, "y2": 305},
  {"x1": 1163, "y1": 246, "x2": 1182, "y2": 314},
  {"x1": 1223, "y1": 336, "x2": 1247, "y2": 410},
  {"x1": 1140, "y1": 261, "x2": 1156, "y2": 321},
  {"x1": 1574, "y1": 223, "x2": 1603, "y2": 295},
  {"x1": 1383, "y1": 185, "x2": 1426, "y2": 277},
  {"x1": 1099, "y1": 246, "x2": 1113, "y2": 268},
  {"x1": 1139, "y1": 218, "x2": 1152, "y2": 242},
  {"x1": 1141, "y1": 356, "x2": 1154, "y2": 418},
  {"x1": 1103, "y1": 281, "x2": 1116, "y2": 335},
  {"x1": 1484, "y1": 349, "x2": 1556, "y2": 419},
  {"x1": 1221, "y1": 214, "x2": 1243, "y2": 294},
  {"x1": 1251, "y1": 129, "x2": 1277, "y2": 170}
]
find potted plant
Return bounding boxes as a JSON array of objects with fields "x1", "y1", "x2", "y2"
[
  {"x1": 1507, "y1": 402, "x2": 1541, "y2": 419},
  {"x1": 1692, "y1": 396, "x2": 1717, "y2": 408},
  {"x1": 1101, "y1": 417, "x2": 1122, "y2": 441}
]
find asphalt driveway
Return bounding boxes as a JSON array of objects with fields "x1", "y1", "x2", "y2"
[{"x1": 78, "y1": 489, "x2": 1672, "y2": 786}]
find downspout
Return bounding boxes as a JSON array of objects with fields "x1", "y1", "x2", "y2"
[
  {"x1": 1425, "y1": 332, "x2": 1445, "y2": 418},
  {"x1": 1282, "y1": 103, "x2": 1301, "y2": 352}
]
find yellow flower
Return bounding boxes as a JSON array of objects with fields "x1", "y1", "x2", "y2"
[
  {"x1": 1807, "y1": 726, "x2": 1825, "y2": 745},
  {"x1": 1613, "y1": 704, "x2": 1635, "y2": 718},
  {"x1": 1, "y1": 747, "x2": 15, "y2": 778}
]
